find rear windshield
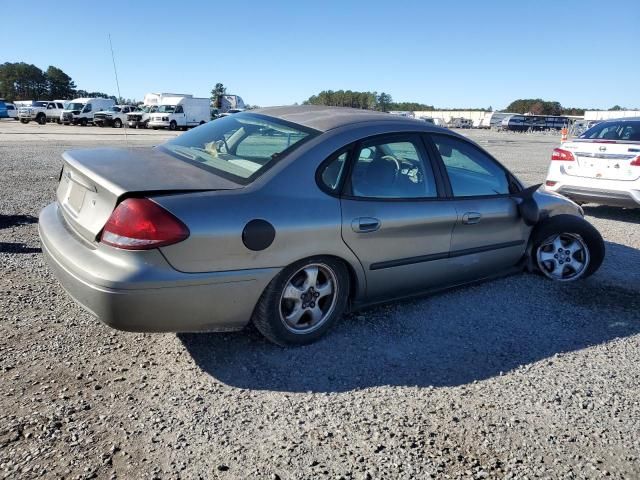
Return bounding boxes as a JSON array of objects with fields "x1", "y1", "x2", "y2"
[
  {"x1": 580, "y1": 120, "x2": 640, "y2": 141},
  {"x1": 160, "y1": 113, "x2": 317, "y2": 184}
]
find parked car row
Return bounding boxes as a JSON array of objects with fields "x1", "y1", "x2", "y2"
[{"x1": 7, "y1": 93, "x2": 216, "y2": 130}]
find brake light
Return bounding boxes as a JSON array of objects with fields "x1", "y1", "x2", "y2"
[
  {"x1": 545, "y1": 181, "x2": 557, "y2": 186},
  {"x1": 551, "y1": 148, "x2": 575, "y2": 161},
  {"x1": 100, "y1": 198, "x2": 189, "y2": 250},
  {"x1": 631, "y1": 156, "x2": 640, "y2": 166}
]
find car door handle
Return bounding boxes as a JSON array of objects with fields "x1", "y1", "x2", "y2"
[
  {"x1": 462, "y1": 212, "x2": 482, "y2": 224},
  {"x1": 351, "y1": 217, "x2": 381, "y2": 233}
]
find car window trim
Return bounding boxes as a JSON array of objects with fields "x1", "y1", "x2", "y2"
[
  {"x1": 315, "y1": 145, "x2": 354, "y2": 196},
  {"x1": 425, "y1": 132, "x2": 522, "y2": 199},
  {"x1": 340, "y1": 132, "x2": 447, "y2": 202}
]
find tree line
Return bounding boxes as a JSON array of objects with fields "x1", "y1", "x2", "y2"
[
  {"x1": 303, "y1": 90, "x2": 436, "y2": 112},
  {"x1": 0, "y1": 62, "x2": 114, "y2": 102}
]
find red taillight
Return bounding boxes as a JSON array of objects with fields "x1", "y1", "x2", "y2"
[
  {"x1": 631, "y1": 156, "x2": 640, "y2": 167},
  {"x1": 546, "y1": 181, "x2": 557, "y2": 187},
  {"x1": 100, "y1": 198, "x2": 189, "y2": 250},
  {"x1": 551, "y1": 148, "x2": 575, "y2": 161}
]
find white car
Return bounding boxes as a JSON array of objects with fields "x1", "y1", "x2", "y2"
[{"x1": 544, "y1": 118, "x2": 640, "y2": 208}]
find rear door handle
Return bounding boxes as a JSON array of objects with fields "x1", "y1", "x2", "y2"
[
  {"x1": 462, "y1": 212, "x2": 482, "y2": 224},
  {"x1": 351, "y1": 217, "x2": 381, "y2": 233}
]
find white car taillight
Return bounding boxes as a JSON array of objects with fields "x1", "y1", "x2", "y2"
[{"x1": 551, "y1": 148, "x2": 575, "y2": 161}]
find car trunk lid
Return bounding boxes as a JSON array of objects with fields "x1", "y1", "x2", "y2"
[
  {"x1": 562, "y1": 140, "x2": 640, "y2": 181},
  {"x1": 56, "y1": 147, "x2": 241, "y2": 242}
]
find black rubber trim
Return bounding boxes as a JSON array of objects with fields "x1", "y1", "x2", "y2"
[{"x1": 370, "y1": 240, "x2": 525, "y2": 270}]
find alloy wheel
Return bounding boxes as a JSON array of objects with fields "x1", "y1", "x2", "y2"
[
  {"x1": 279, "y1": 263, "x2": 338, "y2": 334},
  {"x1": 536, "y1": 233, "x2": 590, "y2": 281}
]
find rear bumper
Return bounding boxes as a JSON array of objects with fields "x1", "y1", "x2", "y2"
[
  {"x1": 545, "y1": 175, "x2": 640, "y2": 208},
  {"x1": 38, "y1": 203, "x2": 279, "y2": 332}
]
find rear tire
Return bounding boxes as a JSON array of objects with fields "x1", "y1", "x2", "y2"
[
  {"x1": 531, "y1": 214, "x2": 604, "y2": 281},
  {"x1": 252, "y1": 257, "x2": 350, "y2": 346}
]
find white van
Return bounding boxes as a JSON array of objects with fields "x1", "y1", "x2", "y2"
[
  {"x1": 60, "y1": 98, "x2": 116, "y2": 126},
  {"x1": 148, "y1": 96, "x2": 210, "y2": 130}
]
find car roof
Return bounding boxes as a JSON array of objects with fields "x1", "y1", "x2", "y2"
[{"x1": 252, "y1": 105, "x2": 440, "y2": 132}]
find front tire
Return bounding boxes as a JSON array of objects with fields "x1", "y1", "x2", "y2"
[
  {"x1": 80, "y1": 118, "x2": 88, "y2": 127},
  {"x1": 531, "y1": 215, "x2": 604, "y2": 281},
  {"x1": 169, "y1": 120, "x2": 177, "y2": 131},
  {"x1": 252, "y1": 257, "x2": 350, "y2": 346},
  {"x1": 113, "y1": 118, "x2": 122, "y2": 128},
  {"x1": 37, "y1": 114, "x2": 46, "y2": 125}
]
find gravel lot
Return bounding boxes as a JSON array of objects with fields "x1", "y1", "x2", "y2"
[{"x1": 1, "y1": 120, "x2": 639, "y2": 479}]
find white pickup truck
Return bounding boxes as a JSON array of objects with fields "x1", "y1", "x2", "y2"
[
  {"x1": 18, "y1": 101, "x2": 66, "y2": 124},
  {"x1": 93, "y1": 105, "x2": 137, "y2": 128}
]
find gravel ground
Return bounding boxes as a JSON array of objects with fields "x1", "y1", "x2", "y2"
[{"x1": 1, "y1": 120, "x2": 639, "y2": 479}]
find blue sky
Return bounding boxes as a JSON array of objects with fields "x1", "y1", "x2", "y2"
[{"x1": 1, "y1": 0, "x2": 638, "y2": 109}]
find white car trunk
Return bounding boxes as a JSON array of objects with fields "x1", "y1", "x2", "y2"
[{"x1": 562, "y1": 140, "x2": 640, "y2": 181}]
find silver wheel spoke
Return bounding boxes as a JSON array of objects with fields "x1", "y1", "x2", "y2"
[
  {"x1": 316, "y1": 282, "x2": 333, "y2": 299},
  {"x1": 285, "y1": 305, "x2": 305, "y2": 326},
  {"x1": 309, "y1": 305, "x2": 324, "y2": 325},
  {"x1": 552, "y1": 236, "x2": 564, "y2": 252},
  {"x1": 551, "y1": 261, "x2": 565, "y2": 277},
  {"x1": 283, "y1": 284, "x2": 303, "y2": 301},
  {"x1": 539, "y1": 250, "x2": 556, "y2": 262},
  {"x1": 568, "y1": 258, "x2": 585, "y2": 271},
  {"x1": 566, "y1": 239, "x2": 583, "y2": 255},
  {"x1": 303, "y1": 266, "x2": 319, "y2": 289}
]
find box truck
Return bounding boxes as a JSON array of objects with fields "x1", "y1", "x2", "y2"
[
  {"x1": 60, "y1": 98, "x2": 115, "y2": 126},
  {"x1": 148, "y1": 95, "x2": 210, "y2": 130}
]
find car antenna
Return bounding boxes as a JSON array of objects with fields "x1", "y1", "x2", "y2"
[{"x1": 108, "y1": 33, "x2": 128, "y2": 147}]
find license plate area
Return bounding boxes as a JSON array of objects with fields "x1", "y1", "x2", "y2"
[{"x1": 56, "y1": 167, "x2": 93, "y2": 216}]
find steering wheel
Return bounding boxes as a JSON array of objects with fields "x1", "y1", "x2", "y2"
[{"x1": 380, "y1": 155, "x2": 401, "y2": 180}]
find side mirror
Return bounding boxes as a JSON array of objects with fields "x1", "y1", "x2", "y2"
[{"x1": 512, "y1": 183, "x2": 542, "y2": 226}]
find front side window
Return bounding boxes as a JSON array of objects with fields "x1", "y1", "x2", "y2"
[
  {"x1": 350, "y1": 137, "x2": 437, "y2": 199},
  {"x1": 82, "y1": 104, "x2": 92, "y2": 113},
  {"x1": 431, "y1": 134, "x2": 510, "y2": 197},
  {"x1": 161, "y1": 113, "x2": 315, "y2": 183},
  {"x1": 175, "y1": 105, "x2": 184, "y2": 114}
]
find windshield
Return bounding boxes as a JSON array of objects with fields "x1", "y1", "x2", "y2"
[
  {"x1": 33, "y1": 101, "x2": 47, "y2": 107},
  {"x1": 160, "y1": 113, "x2": 316, "y2": 184},
  {"x1": 580, "y1": 120, "x2": 640, "y2": 142},
  {"x1": 67, "y1": 102, "x2": 85, "y2": 110},
  {"x1": 157, "y1": 105, "x2": 176, "y2": 113}
]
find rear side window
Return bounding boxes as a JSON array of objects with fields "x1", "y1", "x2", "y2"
[
  {"x1": 431, "y1": 134, "x2": 510, "y2": 197},
  {"x1": 319, "y1": 151, "x2": 348, "y2": 191}
]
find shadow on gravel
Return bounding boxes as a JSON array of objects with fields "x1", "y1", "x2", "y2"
[
  {"x1": 180, "y1": 242, "x2": 640, "y2": 393},
  {"x1": 583, "y1": 205, "x2": 640, "y2": 224},
  {"x1": 0, "y1": 242, "x2": 41, "y2": 254},
  {"x1": 0, "y1": 214, "x2": 38, "y2": 229}
]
